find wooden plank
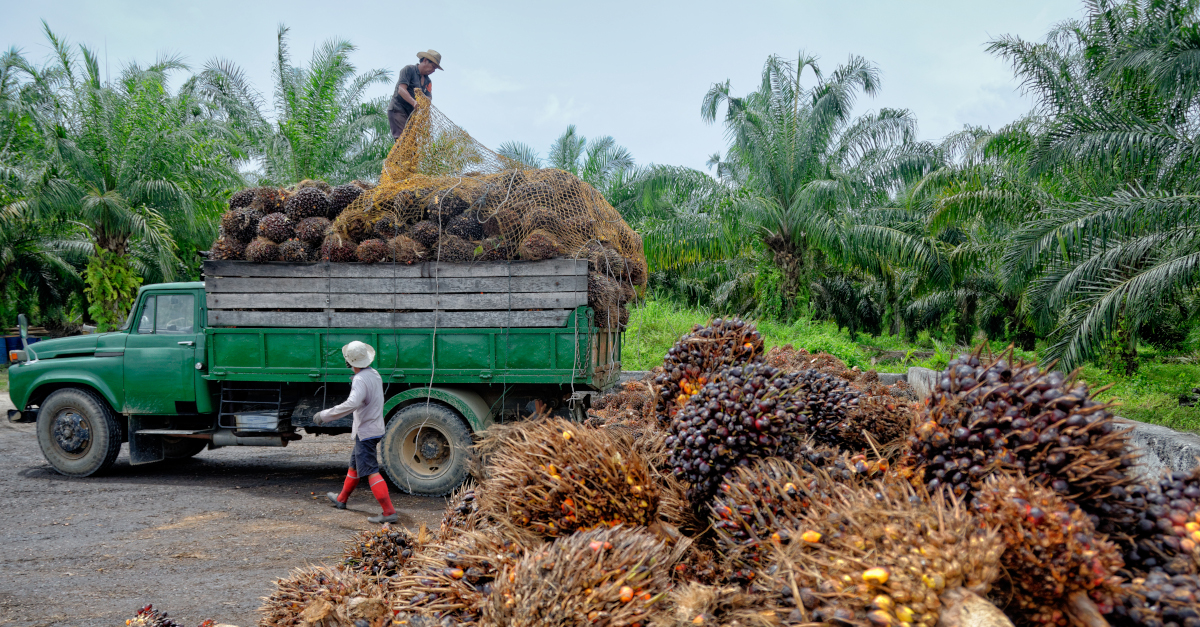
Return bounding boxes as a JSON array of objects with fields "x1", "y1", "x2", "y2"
[
  {"x1": 205, "y1": 274, "x2": 587, "y2": 294},
  {"x1": 207, "y1": 291, "x2": 587, "y2": 310},
  {"x1": 208, "y1": 309, "x2": 573, "y2": 328},
  {"x1": 203, "y1": 259, "x2": 587, "y2": 279}
]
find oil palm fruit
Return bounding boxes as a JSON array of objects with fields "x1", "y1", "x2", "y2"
[
  {"x1": 228, "y1": 188, "x2": 255, "y2": 210},
  {"x1": 477, "y1": 237, "x2": 510, "y2": 261},
  {"x1": 446, "y1": 212, "x2": 484, "y2": 241},
  {"x1": 409, "y1": 220, "x2": 441, "y2": 248},
  {"x1": 320, "y1": 235, "x2": 357, "y2": 263},
  {"x1": 482, "y1": 207, "x2": 519, "y2": 238},
  {"x1": 341, "y1": 526, "x2": 417, "y2": 577},
  {"x1": 277, "y1": 239, "x2": 311, "y2": 263},
  {"x1": 484, "y1": 526, "x2": 674, "y2": 627},
  {"x1": 387, "y1": 235, "x2": 425, "y2": 265},
  {"x1": 391, "y1": 530, "x2": 527, "y2": 625},
  {"x1": 355, "y1": 239, "x2": 389, "y2": 263},
  {"x1": 342, "y1": 211, "x2": 373, "y2": 243},
  {"x1": 520, "y1": 206, "x2": 561, "y2": 234},
  {"x1": 328, "y1": 183, "x2": 362, "y2": 217},
  {"x1": 125, "y1": 604, "x2": 181, "y2": 627},
  {"x1": 974, "y1": 473, "x2": 1124, "y2": 626},
  {"x1": 295, "y1": 216, "x2": 331, "y2": 245},
  {"x1": 1110, "y1": 571, "x2": 1200, "y2": 627},
  {"x1": 245, "y1": 237, "x2": 279, "y2": 263},
  {"x1": 1121, "y1": 467, "x2": 1200, "y2": 576},
  {"x1": 475, "y1": 418, "x2": 661, "y2": 538},
  {"x1": 208, "y1": 237, "x2": 246, "y2": 261},
  {"x1": 426, "y1": 188, "x2": 470, "y2": 222},
  {"x1": 258, "y1": 565, "x2": 390, "y2": 627},
  {"x1": 372, "y1": 214, "x2": 405, "y2": 240},
  {"x1": 257, "y1": 212, "x2": 294, "y2": 243},
  {"x1": 760, "y1": 479, "x2": 1005, "y2": 627},
  {"x1": 655, "y1": 583, "x2": 780, "y2": 627},
  {"x1": 250, "y1": 186, "x2": 285, "y2": 213},
  {"x1": 220, "y1": 207, "x2": 262, "y2": 243},
  {"x1": 653, "y1": 319, "x2": 764, "y2": 428},
  {"x1": 897, "y1": 349, "x2": 1137, "y2": 530},
  {"x1": 518, "y1": 229, "x2": 562, "y2": 261},
  {"x1": 284, "y1": 186, "x2": 330, "y2": 221}
]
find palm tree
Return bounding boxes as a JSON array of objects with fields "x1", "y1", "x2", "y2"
[
  {"x1": 11, "y1": 24, "x2": 239, "y2": 328},
  {"x1": 198, "y1": 25, "x2": 393, "y2": 185},
  {"x1": 498, "y1": 125, "x2": 636, "y2": 198}
]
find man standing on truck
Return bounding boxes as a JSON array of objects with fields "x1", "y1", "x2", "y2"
[
  {"x1": 388, "y1": 50, "x2": 441, "y2": 140},
  {"x1": 313, "y1": 341, "x2": 397, "y2": 524}
]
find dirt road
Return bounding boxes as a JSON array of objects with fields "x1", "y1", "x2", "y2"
[{"x1": 0, "y1": 393, "x2": 446, "y2": 627}]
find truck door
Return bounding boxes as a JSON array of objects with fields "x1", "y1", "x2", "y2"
[{"x1": 123, "y1": 292, "x2": 198, "y2": 414}]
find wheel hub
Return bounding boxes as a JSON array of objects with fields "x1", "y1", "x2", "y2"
[
  {"x1": 53, "y1": 411, "x2": 91, "y2": 455},
  {"x1": 417, "y1": 429, "x2": 448, "y2": 463}
]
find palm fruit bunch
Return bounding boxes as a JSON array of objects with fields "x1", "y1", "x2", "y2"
[
  {"x1": 294, "y1": 178, "x2": 331, "y2": 193},
  {"x1": 341, "y1": 526, "x2": 418, "y2": 577},
  {"x1": 295, "y1": 216, "x2": 331, "y2": 246},
  {"x1": 446, "y1": 212, "x2": 484, "y2": 241},
  {"x1": 387, "y1": 235, "x2": 424, "y2": 264},
  {"x1": 628, "y1": 256, "x2": 648, "y2": 286},
  {"x1": 437, "y1": 482, "x2": 487, "y2": 541},
  {"x1": 759, "y1": 479, "x2": 1005, "y2": 627},
  {"x1": 228, "y1": 187, "x2": 255, "y2": 209},
  {"x1": 652, "y1": 583, "x2": 780, "y2": 627},
  {"x1": 371, "y1": 214, "x2": 403, "y2": 240},
  {"x1": 973, "y1": 473, "x2": 1124, "y2": 626},
  {"x1": 251, "y1": 186, "x2": 285, "y2": 213},
  {"x1": 125, "y1": 605, "x2": 181, "y2": 627},
  {"x1": 653, "y1": 318, "x2": 765, "y2": 428},
  {"x1": 220, "y1": 207, "x2": 261, "y2": 242},
  {"x1": 355, "y1": 238, "x2": 389, "y2": 263},
  {"x1": 483, "y1": 526, "x2": 674, "y2": 627},
  {"x1": 483, "y1": 207, "x2": 519, "y2": 238},
  {"x1": 258, "y1": 565, "x2": 391, "y2": 627},
  {"x1": 433, "y1": 234, "x2": 474, "y2": 263},
  {"x1": 897, "y1": 350, "x2": 1138, "y2": 525},
  {"x1": 588, "y1": 271, "x2": 621, "y2": 328},
  {"x1": 392, "y1": 188, "x2": 422, "y2": 216},
  {"x1": 284, "y1": 186, "x2": 330, "y2": 221},
  {"x1": 257, "y1": 212, "x2": 294, "y2": 242},
  {"x1": 588, "y1": 380, "x2": 655, "y2": 426},
  {"x1": 426, "y1": 187, "x2": 471, "y2": 223},
  {"x1": 520, "y1": 206, "x2": 561, "y2": 233},
  {"x1": 245, "y1": 237, "x2": 279, "y2": 263},
  {"x1": 784, "y1": 368, "x2": 860, "y2": 448},
  {"x1": 476, "y1": 237, "x2": 510, "y2": 261},
  {"x1": 391, "y1": 530, "x2": 527, "y2": 625},
  {"x1": 518, "y1": 228, "x2": 562, "y2": 261},
  {"x1": 1121, "y1": 468, "x2": 1200, "y2": 575},
  {"x1": 342, "y1": 211, "x2": 373, "y2": 243},
  {"x1": 208, "y1": 237, "x2": 246, "y2": 261},
  {"x1": 321, "y1": 235, "x2": 357, "y2": 262},
  {"x1": 475, "y1": 418, "x2": 661, "y2": 538},
  {"x1": 329, "y1": 183, "x2": 363, "y2": 217},
  {"x1": 1110, "y1": 571, "x2": 1200, "y2": 627},
  {"x1": 671, "y1": 546, "x2": 728, "y2": 587},
  {"x1": 278, "y1": 239, "x2": 311, "y2": 262},
  {"x1": 409, "y1": 220, "x2": 441, "y2": 248},
  {"x1": 590, "y1": 246, "x2": 628, "y2": 278}
]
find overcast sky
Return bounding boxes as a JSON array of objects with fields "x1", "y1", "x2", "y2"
[{"x1": 2, "y1": 0, "x2": 1080, "y2": 172}]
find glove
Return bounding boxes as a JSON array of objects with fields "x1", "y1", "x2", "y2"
[{"x1": 313, "y1": 410, "x2": 328, "y2": 425}]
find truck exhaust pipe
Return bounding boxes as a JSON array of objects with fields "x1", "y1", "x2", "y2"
[{"x1": 210, "y1": 430, "x2": 295, "y2": 448}]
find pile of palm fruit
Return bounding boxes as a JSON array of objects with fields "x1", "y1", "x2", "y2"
[{"x1": 245, "y1": 318, "x2": 1200, "y2": 627}]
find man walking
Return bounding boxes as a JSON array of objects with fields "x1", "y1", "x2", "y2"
[
  {"x1": 314, "y1": 340, "x2": 397, "y2": 524},
  {"x1": 388, "y1": 49, "x2": 442, "y2": 140}
]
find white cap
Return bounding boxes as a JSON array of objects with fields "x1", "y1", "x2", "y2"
[{"x1": 342, "y1": 341, "x2": 376, "y2": 368}]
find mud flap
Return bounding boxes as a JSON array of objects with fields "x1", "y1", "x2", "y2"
[{"x1": 128, "y1": 417, "x2": 165, "y2": 465}]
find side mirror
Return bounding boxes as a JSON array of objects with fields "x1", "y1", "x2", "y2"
[{"x1": 18, "y1": 314, "x2": 27, "y2": 341}]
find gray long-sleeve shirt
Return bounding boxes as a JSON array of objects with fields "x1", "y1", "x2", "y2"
[{"x1": 315, "y1": 367, "x2": 385, "y2": 439}]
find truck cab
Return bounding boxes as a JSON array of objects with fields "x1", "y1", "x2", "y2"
[{"x1": 8, "y1": 273, "x2": 618, "y2": 495}]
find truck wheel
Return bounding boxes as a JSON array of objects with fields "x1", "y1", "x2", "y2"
[
  {"x1": 37, "y1": 388, "x2": 123, "y2": 477},
  {"x1": 162, "y1": 437, "x2": 207, "y2": 459},
  {"x1": 380, "y1": 402, "x2": 472, "y2": 497}
]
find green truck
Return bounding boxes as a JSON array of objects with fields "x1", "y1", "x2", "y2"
[{"x1": 6, "y1": 259, "x2": 621, "y2": 495}]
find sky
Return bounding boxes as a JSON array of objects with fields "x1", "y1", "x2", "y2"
[{"x1": 2, "y1": 0, "x2": 1081, "y2": 173}]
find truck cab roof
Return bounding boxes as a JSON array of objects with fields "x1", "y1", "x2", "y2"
[{"x1": 139, "y1": 281, "x2": 204, "y2": 293}]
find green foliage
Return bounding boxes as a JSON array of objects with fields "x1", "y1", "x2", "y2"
[{"x1": 84, "y1": 246, "x2": 141, "y2": 332}]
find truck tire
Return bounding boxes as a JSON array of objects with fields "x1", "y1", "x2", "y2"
[
  {"x1": 379, "y1": 402, "x2": 472, "y2": 497},
  {"x1": 162, "y1": 437, "x2": 207, "y2": 460},
  {"x1": 37, "y1": 387, "x2": 123, "y2": 477}
]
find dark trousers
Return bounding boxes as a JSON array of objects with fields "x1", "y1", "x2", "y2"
[{"x1": 388, "y1": 109, "x2": 410, "y2": 140}]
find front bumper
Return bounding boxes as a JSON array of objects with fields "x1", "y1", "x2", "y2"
[{"x1": 7, "y1": 408, "x2": 36, "y2": 424}]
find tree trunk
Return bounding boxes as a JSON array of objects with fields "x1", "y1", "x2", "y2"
[{"x1": 765, "y1": 233, "x2": 804, "y2": 316}]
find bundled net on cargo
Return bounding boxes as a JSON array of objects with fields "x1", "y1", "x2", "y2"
[{"x1": 210, "y1": 93, "x2": 647, "y2": 328}]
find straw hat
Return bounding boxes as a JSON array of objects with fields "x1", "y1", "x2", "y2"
[
  {"x1": 342, "y1": 341, "x2": 376, "y2": 368},
  {"x1": 417, "y1": 50, "x2": 443, "y2": 70}
]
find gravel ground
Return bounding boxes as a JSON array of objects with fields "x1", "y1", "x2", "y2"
[{"x1": 0, "y1": 392, "x2": 446, "y2": 627}]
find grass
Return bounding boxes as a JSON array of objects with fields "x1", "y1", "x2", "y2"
[
  {"x1": 0, "y1": 365, "x2": 7, "y2": 395},
  {"x1": 623, "y1": 299, "x2": 1200, "y2": 431}
]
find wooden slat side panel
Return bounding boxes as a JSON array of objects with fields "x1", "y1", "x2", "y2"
[
  {"x1": 208, "y1": 309, "x2": 572, "y2": 328},
  {"x1": 205, "y1": 274, "x2": 587, "y2": 294},
  {"x1": 203, "y1": 259, "x2": 587, "y2": 279},
  {"x1": 207, "y1": 291, "x2": 587, "y2": 310}
]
